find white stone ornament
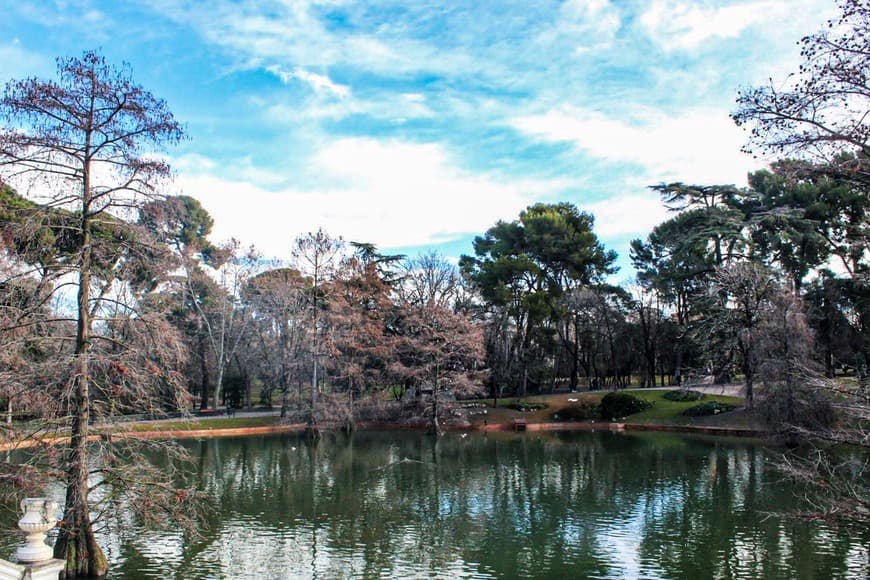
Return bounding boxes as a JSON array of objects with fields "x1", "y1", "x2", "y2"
[{"x1": 16, "y1": 498, "x2": 58, "y2": 564}]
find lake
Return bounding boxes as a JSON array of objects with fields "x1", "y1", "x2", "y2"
[{"x1": 8, "y1": 430, "x2": 870, "y2": 578}]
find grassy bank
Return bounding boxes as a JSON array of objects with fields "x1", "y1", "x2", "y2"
[
  {"x1": 102, "y1": 388, "x2": 760, "y2": 438},
  {"x1": 471, "y1": 389, "x2": 753, "y2": 429}
]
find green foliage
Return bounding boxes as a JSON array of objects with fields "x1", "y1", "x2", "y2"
[
  {"x1": 460, "y1": 202, "x2": 618, "y2": 393},
  {"x1": 140, "y1": 195, "x2": 220, "y2": 264},
  {"x1": 553, "y1": 401, "x2": 598, "y2": 421},
  {"x1": 682, "y1": 401, "x2": 737, "y2": 417},
  {"x1": 599, "y1": 392, "x2": 653, "y2": 420},
  {"x1": 663, "y1": 389, "x2": 705, "y2": 402},
  {"x1": 508, "y1": 402, "x2": 548, "y2": 412}
]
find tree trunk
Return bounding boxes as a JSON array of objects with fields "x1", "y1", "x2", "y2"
[
  {"x1": 55, "y1": 400, "x2": 107, "y2": 578},
  {"x1": 198, "y1": 331, "x2": 210, "y2": 410},
  {"x1": 740, "y1": 339, "x2": 754, "y2": 409},
  {"x1": 306, "y1": 354, "x2": 320, "y2": 439},
  {"x1": 431, "y1": 360, "x2": 441, "y2": 435},
  {"x1": 244, "y1": 370, "x2": 252, "y2": 410},
  {"x1": 55, "y1": 185, "x2": 108, "y2": 577},
  {"x1": 212, "y1": 351, "x2": 224, "y2": 411},
  {"x1": 344, "y1": 380, "x2": 355, "y2": 433}
]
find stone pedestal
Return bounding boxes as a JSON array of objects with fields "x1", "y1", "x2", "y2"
[
  {"x1": 17, "y1": 499, "x2": 57, "y2": 564},
  {"x1": 0, "y1": 498, "x2": 65, "y2": 580}
]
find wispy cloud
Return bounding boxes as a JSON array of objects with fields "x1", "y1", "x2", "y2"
[
  {"x1": 580, "y1": 194, "x2": 670, "y2": 239},
  {"x1": 540, "y1": 0, "x2": 622, "y2": 55},
  {"x1": 266, "y1": 65, "x2": 351, "y2": 99},
  {"x1": 512, "y1": 106, "x2": 757, "y2": 185},
  {"x1": 640, "y1": 0, "x2": 783, "y2": 51}
]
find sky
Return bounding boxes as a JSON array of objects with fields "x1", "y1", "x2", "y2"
[{"x1": 0, "y1": 0, "x2": 838, "y2": 280}]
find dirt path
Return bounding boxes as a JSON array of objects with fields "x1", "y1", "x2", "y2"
[{"x1": 644, "y1": 384, "x2": 746, "y2": 398}]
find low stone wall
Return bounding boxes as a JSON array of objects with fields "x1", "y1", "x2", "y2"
[
  {"x1": 114, "y1": 423, "x2": 307, "y2": 440},
  {"x1": 0, "y1": 419, "x2": 769, "y2": 449}
]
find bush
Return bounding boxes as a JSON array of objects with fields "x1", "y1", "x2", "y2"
[
  {"x1": 553, "y1": 401, "x2": 599, "y2": 422},
  {"x1": 663, "y1": 389, "x2": 705, "y2": 402},
  {"x1": 508, "y1": 402, "x2": 548, "y2": 412},
  {"x1": 599, "y1": 392, "x2": 653, "y2": 420},
  {"x1": 682, "y1": 401, "x2": 737, "y2": 417},
  {"x1": 757, "y1": 382, "x2": 837, "y2": 433}
]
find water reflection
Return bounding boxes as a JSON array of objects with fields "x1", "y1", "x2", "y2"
[{"x1": 51, "y1": 432, "x2": 870, "y2": 578}]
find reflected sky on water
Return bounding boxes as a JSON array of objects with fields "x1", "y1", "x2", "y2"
[{"x1": 3, "y1": 430, "x2": 868, "y2": 578}]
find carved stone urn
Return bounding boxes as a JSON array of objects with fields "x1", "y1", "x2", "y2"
[{"x1": 16, "y1": 498, "x2": 58, "y2": 563}]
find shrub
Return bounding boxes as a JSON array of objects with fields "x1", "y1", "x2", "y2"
[
  {"x1": 554, "y1": 401, "x2": 599, "y2": 422},
  {"x1": 508, "y1": 402, "x2": 548, "y2": 412},
  {"x1": 663, "y1": 389, "x2": 705, "y2": 402},
  {"x1": 682, "y1": 401, "x2": 737, "y2": 417},
  {"x1": 599, "y1": 392, "x2": 653, "y2": 420},
  {"x1": 757, "y1": 382, "x2": 837, "y2": 433}
]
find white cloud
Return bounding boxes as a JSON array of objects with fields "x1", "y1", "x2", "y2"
[
  {"x1": 511, "y1": 106, "x2": 759, "y2": 186},
  {"x1": 152, "y1": 0, "x2": 432, "y2": 76},
  {"x1": 640, "y1": 0, "x2": 787, "y2": 51},
  {"x1": 546, "y1": 0, "x2": 622, "y2": 54},
  {"x1": 266, "y1": 65, "x2": 351, "y2": 99},
  {"x1": 580, "y1": 194, "x2": 670, "y2": 239},
  {"x1": 174, "y1": 138, "x2": 563, "y2": 257},
  {"x1": 261, "y1": 90, "x2": 433, "y2": 124}
]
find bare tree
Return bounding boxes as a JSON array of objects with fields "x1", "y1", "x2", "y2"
[
  {"x1": 734, "y1": 2, "x2": 870, "y2": 525},
  {"x1": 327, "y1": 255, "x2": 395, "y2": 430},
  {"x1": 199, "y1": 241, "x2": 257, "y2": 410},
  {"x1": 0, "y1": 51, "x2": 185, "y2": 577},
  {"x1": 392, "y1": 302, "x2": 486, "y2": 433},
  {"x1": 708, "y1": 263, "x2": 777, "y2": 408},
  {"x1": 292, "y1": 229, "x2": 344, "y2": 437},
  {"x1": 628, "y1": 284, "x2": 666, "y2": 388},
  {"x1": 398, "y1": 251, "x2": 463, "y2": 309},
  {"x1": 734, "y1": 0, "x2": 870, "y2": 169},
  {"x1": 753, "y1": 290, "x2": 866, "y2": 525},
  {"x1": 756, "y1": 289, "x2": 836, "y2": 432},
  {"x1": 244, "y1": 267, "x2": 309, "y2": 414}
]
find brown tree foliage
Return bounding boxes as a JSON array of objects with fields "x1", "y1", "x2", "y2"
[
  {"x1": 392, "y1": 302, "x2": 487, "y2": 432},
  {"x1": 0, "y1": 51, "x2": 191, "y2": 577}
]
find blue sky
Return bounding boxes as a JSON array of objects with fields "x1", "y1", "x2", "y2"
[{"x1": 0, "y1": 0, "x2": 837, "y2": 279}]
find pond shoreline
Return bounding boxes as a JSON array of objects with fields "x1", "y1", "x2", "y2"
[
  {"x1": 107, "y1": 418, "x2": 770, "y2": 441},
  {"x1": 0, "y1": 419, "x2": 769, "y2": 450}
]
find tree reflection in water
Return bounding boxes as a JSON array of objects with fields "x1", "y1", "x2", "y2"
[{"x1": 84, "y1": 431, "x2": 870, "y2": 578}]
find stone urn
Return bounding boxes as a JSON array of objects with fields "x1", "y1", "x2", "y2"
[{"x1": 16, "y1": 498, "x2": 58, "y2": 563}]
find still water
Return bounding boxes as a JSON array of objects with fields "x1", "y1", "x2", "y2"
[{"x1": 24, "y1": 431, "x2": 870, "y2": 578}]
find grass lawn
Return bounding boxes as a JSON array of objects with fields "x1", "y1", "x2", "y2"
[
  {"x1": 618, "y1": 390, "x2": 744, "y2": 424},
  {"x1": 476, "y1": 389, "x2": 746, "y2": 427},
  {"x1": 479, "y1": 393, "x2": 601, "y2": 425}
]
